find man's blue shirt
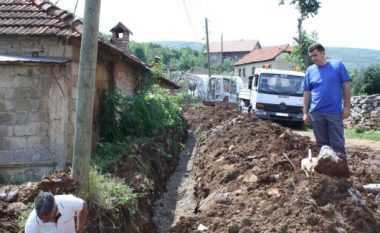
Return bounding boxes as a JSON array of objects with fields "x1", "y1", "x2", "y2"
[{"x1": 303, "y1": 60, "x2": 351, "y2": 113}]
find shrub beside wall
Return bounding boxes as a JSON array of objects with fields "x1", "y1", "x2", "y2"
[{"x1": 348, "y1": 94, "x2": 380, "y2": 130}]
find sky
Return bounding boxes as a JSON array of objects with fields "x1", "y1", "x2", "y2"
[{"x1": 55, "y1": 0, "x2": 380, "y2": 50}]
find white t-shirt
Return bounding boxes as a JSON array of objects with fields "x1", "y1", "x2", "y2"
[{"x1": 25, "y1": 194, "x2": 84, "y2": 233}]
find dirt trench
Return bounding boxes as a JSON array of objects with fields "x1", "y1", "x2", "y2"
[
  {"x1": 167, "y1": 106, "x2": 380, "y2": 233},
  {"x1": 153, "y1": 133, "x2": 197, "y2": 232},
  {"x1": 1, "y1": 106, "x2": 379, "y2": 232}
]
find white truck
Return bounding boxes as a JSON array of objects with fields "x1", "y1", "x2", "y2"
[
  {"x1": 238, "y1": 68, "x2": 305, "y2": 125},
  {"x1": 174, "y1": 72, "x2": 244, "y2": 105}
]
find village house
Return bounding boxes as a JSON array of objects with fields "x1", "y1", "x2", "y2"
[
  {"x1": 0, "y1": 0, "x2": 155, "y2": 181},
  {"x1": 234, "y1": 44, "x2": 292, "y2": 83},
  {"x1": 207, "y1": 40, "x2": 261, "y2": 64}
]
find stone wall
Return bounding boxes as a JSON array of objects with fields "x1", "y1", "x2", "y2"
[{"x1": 348, "y1": 94, "x2": 380, "y2": 130}]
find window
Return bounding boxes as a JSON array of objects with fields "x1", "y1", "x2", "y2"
[
  {"x1": 238, "y1": 69, "x2": 241, "y2": 77},
  {"x1": 211, "y1": 54, "x2": 217, "y2": 61},
  {"x1": 252, "y1": 66, "x2": 256, "y2": 75},
  {"x1": 223, "y1": 78, "x2": 230, "y2": 93},
  {"x1": 243, "y1": 68, "x2": 246, "y2": 77}
]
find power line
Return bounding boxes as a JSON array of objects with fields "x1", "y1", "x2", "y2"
[
  {"x1": 182, "y1": 0, "x2": 198, "y2": 40},
  {"x1": 73, "y1": 0, "x2": 79, "y2": 15}
]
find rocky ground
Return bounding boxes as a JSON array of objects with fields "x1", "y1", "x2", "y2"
[{"x1": 170, "y1": 105, "x2": 380, "y2": 233}]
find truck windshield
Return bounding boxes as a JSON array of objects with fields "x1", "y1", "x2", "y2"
[{"x1": 258, "y1": 73, "x2": 304, "y2": 97}]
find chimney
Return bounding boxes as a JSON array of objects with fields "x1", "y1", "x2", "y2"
[{"x1": 110, "y1": 22, "x2": 133, "y2": 53}]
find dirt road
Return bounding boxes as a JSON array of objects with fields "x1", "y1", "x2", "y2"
[{"x1": 294, "y1": 129, "x2": 380, "y2": 151}]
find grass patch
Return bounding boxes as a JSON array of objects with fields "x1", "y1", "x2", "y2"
[
  {"x1": 16, "y1": 203, "x2": 34, "y2": 229},
  {"x1": 88, "y1": 169, "x2": 137, "y2": 216},
  {"x1": 344, "y1": 128, "x2": 380, "y2": 141}
]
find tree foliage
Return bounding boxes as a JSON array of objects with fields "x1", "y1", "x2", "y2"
[
  {"x1": 279, "y1": 0, "x2": 320, "y2": 20},
  {"x1": 350, "y1": 64, "x2": 380, "y2": 95},
  {"x1": 285, "y1": 31, "x2": 318, "y2": 71},
  {"x1": 128, "y1": 41, "x2": 233, "y2": 76},
  {"x1": 279, "y1": 0, "x2": 321, "y2": 68}
]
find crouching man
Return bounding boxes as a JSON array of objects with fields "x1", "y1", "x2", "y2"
[{"x1": 25, "y1": 192, "x2": 88, "y2": 233}]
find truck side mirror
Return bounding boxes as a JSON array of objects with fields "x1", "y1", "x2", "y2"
[
  {"x1": 248, "y1": 75, "x2": 254, "y2": 90},
  {"x1": 254, "y1": 74, "x2": 259, "y2": 87}
]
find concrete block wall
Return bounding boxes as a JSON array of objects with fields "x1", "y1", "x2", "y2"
[
  {"x1": 0, "y1": 36, "x2": 73, "y2": 58},
  {"x1": 348, "y1": 94, "x2": 380, "y2": 130},
  {"x1": 0, "y1": 63, "x2": 71, "y2": 181}
]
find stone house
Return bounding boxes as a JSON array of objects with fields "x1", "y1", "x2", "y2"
[
  {"x1": 0, "y1": 0, "x2": 149, "y2": 181},
  {"x1": 207, "y1": 40, "x2": 261, "y2": 64},
  {"x1": 234, "y1": 44, "x2": 292, "y2": 83}
]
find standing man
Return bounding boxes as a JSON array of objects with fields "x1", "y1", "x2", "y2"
[
  {"x1": 303, "y1": 42, "x2": 351, "y2": 158},
  {"x1": 25, "y1": 192, "x2": 88, "y2": 233}
]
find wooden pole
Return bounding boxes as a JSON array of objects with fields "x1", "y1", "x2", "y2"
[
  {"x1": 72, "y1": 0, "x2": 102, "y2": 195},
  {"x1": 221, "y1": 34, "x2": 223, "y2": 65},
  {"x1": 205, "y1": 18, "x2": 211, "y2": 78}
]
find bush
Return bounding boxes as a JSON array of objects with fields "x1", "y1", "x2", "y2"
[
  {"x1": 119, "y1": 85, "x2": 184, "y2": 138},
  {"x1": 92, "y1": 141, "x2": 130, "y2": 174},
  {"x1": 351, "y1": 64, "x2": 380, "y2": 95},
  {"x1": 94, "y1": 81, "x2": 185, "y2": 173}
]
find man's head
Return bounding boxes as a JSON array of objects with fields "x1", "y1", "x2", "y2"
[
  {"x1": 308, "y1": 42, "x2": 327, "y2": 66},
  {"x1": 34, "y1": 192, "x2": 58, "y2": 222}
]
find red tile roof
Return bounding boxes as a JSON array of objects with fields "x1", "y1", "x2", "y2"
[
  {"x1": 234, "y1": 44, "x2": 292, "y2": 66},
  {"x1": 0, "y1": 0, "x2": 82, "y2": 36},
  {"x1": 0, "y1": 0, "x2": 149, "y2": 69},
  {"x1": 209, "y1": 40, "x2": 260, "y2": 53}
]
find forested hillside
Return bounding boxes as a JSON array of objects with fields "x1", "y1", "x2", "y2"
[
  {"x1": 128, "y1": 40, "x2": 380, "y2": 79},
  {"x1": 326, "y1": 47, "x2": 380, "y2": 70},
  {"x1": 152, "y1": 41, "x2": 380, "y2": 71}
]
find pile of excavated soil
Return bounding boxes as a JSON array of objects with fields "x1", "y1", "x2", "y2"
[
  {"x1": 0, "y1": 172, "x2": 78, "y2": 233},
  {"x1": 171, "y1": 106, "x2": 380, "y2": 232}
]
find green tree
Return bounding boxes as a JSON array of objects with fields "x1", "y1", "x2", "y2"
[
  {"x1": 285, "y1": 31, "x2": 318, "y2": 70},
  {"x1": 279, "y1": 0, "x2": 321, "y2": 68},
  {"x1": 211, "y1": 60, "x2": 235, "y2": 75},
  {"x1": 129, "y1": 42, "x2": 147, "y2": 62},
  {"x1": 351, "y1": 64, "x2": 380, "y2": 95}
]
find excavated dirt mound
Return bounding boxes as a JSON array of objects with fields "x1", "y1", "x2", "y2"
[
  {"x1": 0, "y1": 172, "x2": 78, "y2": 233},
  {"x1": 171, "y1": 106, "x2": 380, "y2": 233}
]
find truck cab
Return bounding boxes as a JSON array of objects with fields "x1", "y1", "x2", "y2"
[{"x1": 239, "y1": 68, "x2": 304, "y2": 124}]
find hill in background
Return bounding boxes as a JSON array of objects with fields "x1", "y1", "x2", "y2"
[
  {"x1": 153, "y1": 41, "x2": 380, "y2": 70},
  {"x1": 326, "y1": 47, "x2": 380, "y2": 70},
  {"x1": 154, "y1": 41, "x2": 204, "y2": 51}
]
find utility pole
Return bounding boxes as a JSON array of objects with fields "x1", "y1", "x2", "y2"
[
  {"x1": 205, "y1": 18, "x2": 211, "y2": 78},
  {"x1": 72, "y1": 0, "x2": 102, "y2": 195},
  {"x1": 221, "y1": 34, "x2": 224, "y2": 65}
]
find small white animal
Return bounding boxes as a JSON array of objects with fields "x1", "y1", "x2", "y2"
[{"x1": 301, "y1": 149, "x2": 318, "y2": 177}]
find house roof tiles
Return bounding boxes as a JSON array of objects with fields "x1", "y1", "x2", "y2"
[
  {"x1": 209, "y1": 40, "x2": 260, "y2": 53},
  {"x1": 0, "y1": 0, "x2": 149, "y2": 69},
  {"x1": 235, "y1": 44, "x2": 292, "y2": 66},
  {"x1": 0, "y1": 0, "x2": 81, "y2": 36}
]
